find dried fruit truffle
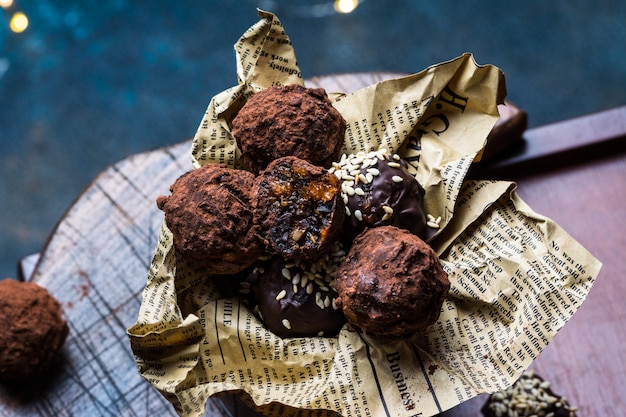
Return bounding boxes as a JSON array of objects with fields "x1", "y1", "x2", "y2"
[
  {"x1": 157, "y1": 163, "x2": 263, "y2": 275},
  {"x1": 482, "y1": 370, "x2": 578, "y2": 417},
  {"x1": 252, "y1": 242, "x2": 347, "y2": 338},
  {"x1": 331, "y1": 148, "x2": 427, "y2": 243},
  {"x1": 252, "y1": 156, "x2": 345, "y2": 261},
  {"x1": 232, "y1": 84, "x2": 346, "y2": 174},
  {"x1": 334, "y1": 226, "x2": 449, "y2": 339},
  {"x1": 0, "y1": 279, "x2": 69, "y2": 382}
]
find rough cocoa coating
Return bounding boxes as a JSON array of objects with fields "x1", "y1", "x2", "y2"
[
  {"x1": 254, "y1": 252, "x2": 346, "y2": 338},
  {"x1": 252, "y1": 156, "x2": 345, "y2": 261},
  {"x1": 157, "y1": 163, "x2": 263, "y2": 275},
  {"x1": 232, "y1": 84, "x2": 346, "y2": 174},
  {"x1": 0, "y1": 279, "x2": 69, "y2": 382},
  {"x1": 335, "y1": 149, "x2": 427, "y2": 244},
  {"x1": 334, "y1": 226, "x2": 449, "y2": 339}
]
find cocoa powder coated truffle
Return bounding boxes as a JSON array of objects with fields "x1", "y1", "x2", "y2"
[
  {"x1": 334, "y1": 226, "x2": 449, "y2": 339},
  {"x1": 232, "y1": 84, "x2": 346, "y2": 174},
  {"x1": 157, "y1": 163, "x2": 263, "y2": 275},
  {"x1": 252, "y1": 156, "x2": 345, "y2": 261},
  {"x1": 0, "y1": 279, "x2": 69, "y2": 382}
]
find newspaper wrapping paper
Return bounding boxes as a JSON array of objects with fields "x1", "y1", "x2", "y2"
[{"x1": 128, "y1": 10, "x2": 602, "y2": 417}]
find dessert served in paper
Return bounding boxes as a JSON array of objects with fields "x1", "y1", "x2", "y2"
[{"x1": 128, "y1": 9, "x2": 602, "y2": 417}]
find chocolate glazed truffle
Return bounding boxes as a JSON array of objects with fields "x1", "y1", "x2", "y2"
[
  {"x1": 253, "y1": 243, "x2": 347, "y2": 338},
  {"x1": 331, "y1": 148, "x2": 427, "y2": 244},
  {"x1": 252, "y1": 156, "x2": 345, "y2": 261},
  {"x1": 0, "y1": 279, "x2": 69, "y2": 382},
  {"x1": 232, "y1": 84, "x2": 346, "y2": 174},
  {"x1": 334, "y1": 226, "x2": 450, "y2": 339},
  {"x1": 157, "y1": 163, "x2": 263, "y2": 275}
]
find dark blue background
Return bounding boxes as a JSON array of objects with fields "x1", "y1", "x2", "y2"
[{"x1": 1, "y1": 0, "x2": 625, "y2": 279}]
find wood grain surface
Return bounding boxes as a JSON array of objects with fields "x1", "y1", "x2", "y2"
[{"x1": 1, "y1": 73, "x2": 624, "y2": 416}]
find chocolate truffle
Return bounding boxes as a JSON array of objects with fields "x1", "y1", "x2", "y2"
[
  {"x1": 253, "y1": 242, "x2": 347, "y2": 338},
  {"x1": 334, "y1": 226, "x2": 449, "y2": 339},
  {"x1": 331, "y1": 148, "x2": 427, "y2": 244},
  {"x1": 157, "y1": 163, "x2": 263, "y2": 275},
  {"x1": 0, "y1": 279, "x2": 69, "y2": 382},
  {"x1": 252, "y1": 156, "x2": 345, "y2": 261},
  {"x1": 482, "y1": 370, "x2": 578, "y2": 417},
  {"x1": 232, "y1": 84, "x2": 346, "y2": 174}
]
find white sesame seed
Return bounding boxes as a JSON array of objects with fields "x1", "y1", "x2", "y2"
[
  {"x1": 427, "y1": 221, "x2": 440, "y2": 229},
  {"x1": 306, "y1": 283, "x2": 314, "y2": 294},
  {"x1": 317, "y1": 331, "x2": 325, "y2": 337},
  {"x1": 354, "y1": 187, "x2": 365, "y2": 196},
  {"x1": 388, "y1": 162, "x2": 401, "y2": 168},
  {"x1": 354, "y1": 209, "x2": 363, "y2": 221},
  {"x1": 281, "y1": 268, "x2": 291, "y2": 279},
  {"x1": 358, "y1": 173, "x2": 368, "y2": 184},
  {"x1": 345, "y1": 206, "x2": 351, "y2": 216},
  {"x1": 391, "y1": 175, "x2": 404, "y2": 183},
  {"x1": 382, "y1": 205, "x2": 394, "y2": 214},
  {"x1": 282, "y1": 319, "x2": 292, "y2": 329},
  {"x1": 367, "y1": 168, "x2": 380, "y2": 176},
  {"x1": 275, "y1": 290, "x2": 287, "y2": 301}
]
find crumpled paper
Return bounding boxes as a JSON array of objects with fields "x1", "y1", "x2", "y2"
[{"x1": 128, "y1": 9, "x2": 602, "y2": 417}]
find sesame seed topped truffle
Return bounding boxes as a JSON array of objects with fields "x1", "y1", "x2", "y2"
[
  {"x1": 330, "y1": 148, "x2": 427, "y2": 244},
  {"x1": 252, "y1": 242, "x2": 347, "y2": 338}
]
